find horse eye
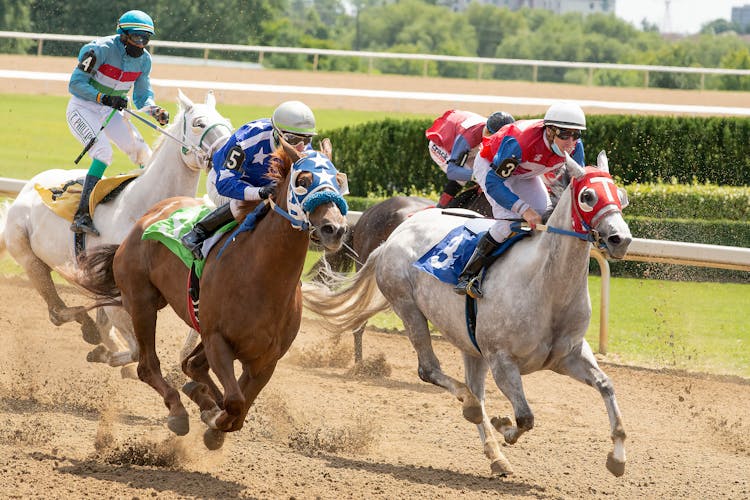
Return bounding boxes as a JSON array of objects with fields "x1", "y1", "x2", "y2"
[
  {"x1": 297, "y1": 174, "x2": 313, "y2": 188},
  {"x1": 581, "y1": 189, "x2": 597, "y2": 206},
  {"x1": 192, "y1": 117, "x2": 206, "y2": 128}
]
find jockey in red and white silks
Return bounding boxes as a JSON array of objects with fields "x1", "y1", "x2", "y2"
[
  {"x1": 474, "y1": 117, "x2": 585, "y2": 243},
  {"x1": 455, "y1": 102, "x2": 587, "y2": 298}
]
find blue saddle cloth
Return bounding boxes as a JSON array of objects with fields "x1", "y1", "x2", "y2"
[{"x1": 413, "y1": 219, "x2": 529, "y2": 285}]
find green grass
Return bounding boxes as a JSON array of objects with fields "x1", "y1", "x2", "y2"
[{"x1": 0, "y1": 93, "x2": 430, "y2": 182}]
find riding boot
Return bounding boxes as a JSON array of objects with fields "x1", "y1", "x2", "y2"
[
  {"x1": 70, "y1": 174, "x2": 101, "y2": 236},
  {"x1": 181, "y1": 203, "x2": 234, "y2": 260},
  {"x1": 454, "y1": 232, "x2": 502, "y2": 298}
]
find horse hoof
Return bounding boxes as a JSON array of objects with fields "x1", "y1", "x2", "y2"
[
  {"x1": 86, "y1": 344, "x2": 109, "y2": 363},
  {"x1": 606, "y1": 452, "x2": 626, "y2": 477},
  {"x1": 81, "y1": 321, "x2": 102, "y2": 345},
  {"x1": 203, "y1": 428, "x2": 226, "y2": 450},
  {"x1": 491, "y1": 415, "x2": 513, "y2": 432},
  {"x1": 490, "y1": 458, "x2": 514, "y2": 477},
  {"x1": 167, "y1": 414, "x2": 190, "y2": 436},
  {"x1": 120, "y1": 365, "x2": 138, "y2": 380},
  {"x1": 462, "y1": 404, "x2": 483, "y2": 424}
]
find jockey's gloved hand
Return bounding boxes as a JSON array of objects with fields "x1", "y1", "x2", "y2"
[
  {"x1": 258, "y1": 183, "x2": 276, "y2": 200},
  {"x1": 100, "y1": 94, "x2": 128, "y2": 110},
  {"x1": 149, "y1": 106, "x2": 170, "y2": 126}
]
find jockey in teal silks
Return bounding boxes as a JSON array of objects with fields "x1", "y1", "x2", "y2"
[
  {"x1": 67, "y1": 9, "x2": 170, "y2": 236},
  {"x1": 455, "y1": 102, "x2": 587, "y2": 298},
  {"x1": 181, "y1": 101, "x2": 318, "y2": 260}
]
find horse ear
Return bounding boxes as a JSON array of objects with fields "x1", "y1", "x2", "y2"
[
  {"x1": 177, "y1": 89, "x2": 194, "y2": 111},
  {"x1": 564, "y1": 152, "x2": 586, "y2": 179},
  {"x1": 617, "y1": 187, "x2": 629, "y2": 209},
  {"x1": 276, "y1": 127, "x2": 302, "y2": 163},
  {"x1": 320, "y1": 138, "x2": 333, "y2": 159},
  {"x1": 205, "y1": 90, "x2": 216, "y2": 108},
  {"x1": 597, "y1": 150, "x2": 610, "y2": 173}
]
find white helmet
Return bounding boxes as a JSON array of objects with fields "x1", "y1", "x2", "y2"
[
  {"x1": 543, "y1": 102, "x2": 586, "y2": 130},
  {"x1": 272, "y1": 101, "x2": 317, "y2": 136}
]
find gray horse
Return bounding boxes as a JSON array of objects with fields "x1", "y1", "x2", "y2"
[{"x1": 302, "y1": 151, "x2": 632, "y2": 477}]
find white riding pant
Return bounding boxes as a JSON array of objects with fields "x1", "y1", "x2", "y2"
[
  {"x1": 473, "y1": 156, "x2": 551, "y2": 242},
  {"x1": 66, "y1": 96, "x2": 151, "y2": 167}
]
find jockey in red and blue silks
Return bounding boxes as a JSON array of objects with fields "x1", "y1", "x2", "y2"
[
  {"x1": 454, "y1": 102, "x2": 587, "y2": 298},
  {"x1": 426, "y1": 110, "x2": 515, "y2": 208},
  {"x1": 182, "y1": 100, "x2": 317, "y2": 260},
  {"x1": 67, "y1": 9, "x2": 169, "y2": 236}
]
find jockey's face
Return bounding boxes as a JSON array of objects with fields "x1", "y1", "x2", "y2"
[
  {"x1": 282, "y1": 132, "x2": 313, "y2": 152},
  {"x1": 548, "y1": 126, "x2": 580, "y2": 155}
]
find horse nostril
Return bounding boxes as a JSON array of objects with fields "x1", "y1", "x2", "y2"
[{"x1": 608, "y1": 235, "x2": 621, "y2": 246}]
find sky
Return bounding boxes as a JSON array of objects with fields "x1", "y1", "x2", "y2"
[{"x1": 614, "y1": 0, "x2": 750, "y2": 34}]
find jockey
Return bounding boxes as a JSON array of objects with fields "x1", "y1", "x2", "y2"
[
  {"x1": 426, "y1": 110, "x2": 515, "y2": 208},
  {"x1": 67, "y1": 9, "x2": 170, "y2": 236},
  {"x1": 181, "y1": 100, "x2": 317, "y2": 260},
  {"x1": 454, "y1": 102, "x2": 587, "y2": 298}
]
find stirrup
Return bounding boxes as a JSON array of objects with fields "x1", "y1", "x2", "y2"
[
  {"x1": 70, "y1": 215, "x2": 100, "y2": 236},
  {"x1": 465, "y1": 275, "x2": 484, "y2": 299},
  {"x1": 181, "y1": 231, "x2": 206, "y2": 260}
]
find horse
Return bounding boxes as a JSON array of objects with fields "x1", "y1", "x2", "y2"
[
  {"x1": 73, "y1": 138, "x2": 348, "y2": 448},
  {"x1": 0, "y1": 90, "x2": 232, "y2": 374},
  {"x1": 301, "y1": 151, "x2": 632, "y2": 477}
]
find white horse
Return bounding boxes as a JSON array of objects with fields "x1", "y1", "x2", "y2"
[
  {"x1": 302, "y1": 152, "x2": 632, "y2": 477},
  {"x1": 0, "y1": 90, "x2": 232, "y2": 373}
]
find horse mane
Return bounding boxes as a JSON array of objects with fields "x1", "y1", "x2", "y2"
[{"x1": 266, "y1": 147, "x2": 292, "y2": 184}]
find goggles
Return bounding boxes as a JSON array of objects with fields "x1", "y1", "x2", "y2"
[
  {"x1": 126, "y1": 31, "x2": 151, "y2": 47},
  {"x1": 553, "y1": 127, "x2": 582, "y2": 141},
  {"x1": 281, "y1": 132, "x2": 313, "y2": 146}
]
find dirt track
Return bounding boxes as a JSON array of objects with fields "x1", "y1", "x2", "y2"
[{"x1": 0, "y1": 277, "x2": 749, "y2": 499}]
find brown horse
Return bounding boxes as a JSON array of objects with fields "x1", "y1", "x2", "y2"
[{"x1": 75, "y1": 139, "x2": 348, "y2": 448}]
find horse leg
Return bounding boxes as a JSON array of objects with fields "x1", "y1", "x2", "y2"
[
  {"x1": 486, "y1": 352, "x2": 535, "y2": 445},
  {"x1": 552, "y1": 341, "x2": 627, "y2": 477},
  {"x1": 392, "y1": 301, "x2": 483, "y2": 424},
  {"x1": 200, "y1": 334, "x2": 244, "y2": 433},
  {"x1": 131, "y1": 296, "x2": 189, "y2": 436},
  {"x1": 463, "y1": 352, "x2": 513, "y2": 476},
  {"x1": 16, "y1": 252, "x2": 101, "y2": 344},
  {"x1": 182, "y1": 343, "x2": 226, "y2": 411}
]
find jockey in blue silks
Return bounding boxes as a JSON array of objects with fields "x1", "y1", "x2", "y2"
[
  {"x1": 67, "y1": 9, "x2": 170, "y2": 236},
  {"x1": 181, "y1": 100, "x2": 317, "y2": 260},
  {"x1": 455, "y1": 102, "x2": 587, "y2": 298}
]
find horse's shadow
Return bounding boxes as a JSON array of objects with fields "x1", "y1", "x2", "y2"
[
  {"x1": 31, "y1": 451, "x2": 246, "y2": 498},
  {"x1": 316, "y1": 453, "x2": 547, "y2": 496}
]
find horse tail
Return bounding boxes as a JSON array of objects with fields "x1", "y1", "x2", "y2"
[
  {"x1": 302, "y1": 245, "x2": 390, "y2": 333},
  {"x1": 0, "y1": 200, "x2": 8, "y2": 258},
  {"x1": 73, "y1": 244, "x2": 122, "y2": 300}
]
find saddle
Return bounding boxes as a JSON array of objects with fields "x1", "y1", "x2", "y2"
[{"x1": 34, "y1": 172, "x2": 141, "y2": 222}]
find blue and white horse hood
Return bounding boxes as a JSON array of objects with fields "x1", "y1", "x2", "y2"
[{"x1": 286, "y1": 150, "x2": 349, "y2": 230}]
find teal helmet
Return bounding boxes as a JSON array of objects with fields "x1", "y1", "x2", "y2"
[{"x1": 116, "y1": 10, "x2": 155, "y2": 36}]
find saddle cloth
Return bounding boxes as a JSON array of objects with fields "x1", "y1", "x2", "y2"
[
  {"x1": 34, "y1": 171, "x2": 141, "y2": 222},
  {"x1": 413, "y1": 218, "x2": 528, "y2": 285}
]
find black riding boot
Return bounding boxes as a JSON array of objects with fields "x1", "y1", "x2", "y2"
[
  {"x1": 454, "y1": 232, "x2": 502, "y2": 298},
  {"x1": 70, "y1": 174, "x2": 101, "y2": 236},
  {"x1": 181, "y1": 203, "x2": 234, "y2": 260}
]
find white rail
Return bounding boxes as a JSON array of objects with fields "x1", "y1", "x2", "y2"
[
  {"x1": 2, "y1": 30, "x2": 750, "y2": 89},
  {"x1": 1, "y1": 183, "x2": 747, "y2": 355}
]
